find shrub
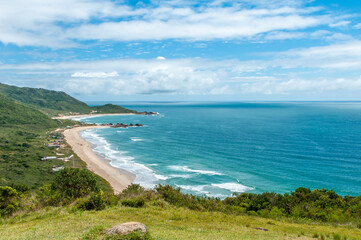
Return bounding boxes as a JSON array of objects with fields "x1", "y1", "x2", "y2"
[
  {"x1": 0, "y1": 186, "x2": 23, "y2": 217},
  {"x1": 120, "y1": 184, "x2": 145, "y2": 198},
  {"x1": 37, "y1": 184, "x2": 62, "y2": 206},
  {"x1": 51, "y1": 168, "x2": 99, "y2": 199},
  {"x1": 78, "y1": 191, "x2": 106, "y2": 211},
  {"x1": 121, "y1": 198, "x2": 145, "y2": 208},
  {"x1": 10, "y1": 183, "x2": 30, "y2": 193}
]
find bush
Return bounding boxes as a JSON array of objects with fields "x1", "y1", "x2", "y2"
[
  {"x1": 120, "y1": 184, "x2": 145, "y2": 198},
  {"x1": 51, "y1": 168, "x2": 99, "y2": 199},
  {"x1": 37, "y1": 184, "x2": 62, "y2": 206},
  {"x1": 78, "y1": 191, "x2": 106, "y2": 211},
  {"x1": 10, "y1": 183, "x2": 30, "y2": 193},
  {"x1": 0, "y1": 186, "x2": 23, "y2": 217},
  {"x1": 121, "y1": 198, "x2": 145, "y2": 208}
]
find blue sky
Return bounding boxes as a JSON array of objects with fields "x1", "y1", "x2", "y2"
[{"x1": 1, "y1": 0, "x2": 361, "y2": 101}]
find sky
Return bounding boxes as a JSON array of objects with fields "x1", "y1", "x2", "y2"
[{"x1": 1, "y1": 0, "x2": 361, "y2": 101}]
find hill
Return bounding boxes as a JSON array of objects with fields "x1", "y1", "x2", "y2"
[
  {"x1": 0, "y1": 83, "x2": 137, "y2": 116},
  {"x1": 0, "y1": 94, "x2": 58, "y2": 130},
  {"x1": 0, "y1": 93, "x2": 82, "y2": 188}
]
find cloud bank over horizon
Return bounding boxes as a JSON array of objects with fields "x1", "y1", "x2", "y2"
[{"x1": 0, "y1": 0, "x2": 361, "y2": 100}]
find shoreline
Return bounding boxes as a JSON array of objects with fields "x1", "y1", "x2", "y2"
[
  {"x1": 53, "y1": 113, "x2": 137, "y2": 120},
  {"x1": 63, "y1": 125, "x2": 135, "y2": 194}
]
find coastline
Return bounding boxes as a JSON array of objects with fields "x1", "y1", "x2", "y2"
[
  {"x1": 63, "y1": 125, "x2": 135, "y2": 194},
  {"x1": 53, "y1": 113, "x2": 137, "y2": 120}
]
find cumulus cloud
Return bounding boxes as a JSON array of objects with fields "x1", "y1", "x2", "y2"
[{"x1": 0, "y1": 0, "x2": 331, "y2": 47}]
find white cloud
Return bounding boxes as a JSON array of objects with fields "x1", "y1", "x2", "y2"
[
  {"x1": 274, "y1": 41, "x2": 361, "y2": 69},
  {"x1": 353, "y1": 23, "x2": 361, "y2": 29},
  {"x1": 2, "y1": 39, "x2": 361, "y2": 98},
  {"x1": 329, "y1": 20, "x2": 350, "y2": 28},
  {"x1": 0, "y1": 0, "x2": 331, "y2": 47},
  {"x1": 240, "y1": 77, "x2": 361, "y2": 95},
  {"x1": 71, "y1": 71, "x2": 119, "y2": 78},
  {"x1": 0, "y1": 58, "x2": 223, "y2": 95}
]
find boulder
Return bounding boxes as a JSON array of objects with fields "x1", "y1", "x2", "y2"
[{"x1": 106, "y1": 222, "x2": 147, "y2": 235}]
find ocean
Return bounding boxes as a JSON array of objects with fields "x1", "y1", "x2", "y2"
[{"x1": 76, "y1": 102, "x2": 361, "y2": 198}]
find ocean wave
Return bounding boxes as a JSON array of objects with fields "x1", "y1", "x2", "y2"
[
  {"x1": 176, "y1": 185, "x2": 228, "y2": 198},
  {"x1": 81, "y1": 129, "x2": 165, "y2": 189},
  {"x1": 168, "y1": 174, "x2": 193, "y2": 179},
  {"x1": 168, "y1": 165, "x2": 223, "y2": 176},
  {"x1": 130, "y1": 137, "x2": 144, "y2": 142},
  {"x1": 211, "y1": 182, "x2": 254, "y2": 193},
  {"x1": 176, "y1": 185, "x2": 208, "y2": 194}
]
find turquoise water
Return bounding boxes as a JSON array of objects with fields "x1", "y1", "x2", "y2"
[{"x1": 77, "y1": 102, "x2": 361, "y2": 198}]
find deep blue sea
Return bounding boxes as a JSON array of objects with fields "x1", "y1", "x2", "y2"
[{"x1": 77, "y1": 102, "x2": 361, "y2": 198}]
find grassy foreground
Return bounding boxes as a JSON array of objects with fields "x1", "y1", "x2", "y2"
[{"x1": 1, "y1": 205, "x2": 361, "y2": 240}]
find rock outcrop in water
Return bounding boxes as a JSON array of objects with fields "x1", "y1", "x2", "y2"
[{"x1": 111, "y1": 123, "x2": 144, "y2": 128}]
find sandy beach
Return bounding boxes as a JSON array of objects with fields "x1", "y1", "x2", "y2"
[
  {"x1": 63, "y1": 125, "x2": 135, "y2": 193},
  {"x1": 53, "y1": 113, "x2": 137, "y2": 120}
]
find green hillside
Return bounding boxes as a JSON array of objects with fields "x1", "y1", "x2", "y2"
[
  {"x1": 0, "y1": 83, "x2": 91, "y2": 116},
  {"x1": 93, "y1": 103, "x2": 137, "y2": 114},
  {"x1": 0, "y1": 83, "x2": 137, "y2": 116},
  {"x1": 0, "y1": 93, "x2": 82, "y2": 188},
  {"x1": 0, "y1": 94, "x2": 58, "y2": 130}
]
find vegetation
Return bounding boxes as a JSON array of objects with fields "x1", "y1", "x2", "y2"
[
  {"x1": 0, "y1": 83, "x2": 92, "y2": 116},
  {"x1": 93, "y1": 104, "x2": 138, "y2": 114},
  {"x1": 0, "y1": 94, "x2": 57, "y2": 129},
  {"x1": 0, "y1": 83, "x2": 137, "y2": 188},
  {"x1": 1, "y1": 182, "x2": 361, "y2": 239},
  {"x1": 0, "y1": 82, "x2": 137, "y2": 116}
]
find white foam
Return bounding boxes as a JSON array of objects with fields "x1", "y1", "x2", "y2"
[
  {"x1": 169, "y1": 174, "x2": 192, "y2": 179},
  {"x1": 130, "y1": 137, "x2": 144, "y2": 142},
  {"x1": 168, "y1": 165, "x2": 223, "y2": 176},
  {"x1": 81, "y1": 129, "x2": 165, "y2": 189},
  {"x1": 211, "y1": 182, "x2": 254, "y2": 193},
  {"x1": 176, "y1": 185, "x2": 228, "y2": 198},
  {"x1": 177, "y1": 185, "x2": 208, "y2": 194},
  {"x1": 154, "y1": 174, "x2": 169, "y2": 180},
  {"x1": 147, "y1": 163, "x2": 158, "y2": 166}
]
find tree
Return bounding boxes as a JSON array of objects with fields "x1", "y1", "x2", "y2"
[{"x1": 51, "y1": 168, "x2": 99, "y2": 199}]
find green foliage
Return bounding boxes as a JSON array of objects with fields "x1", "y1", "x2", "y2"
[
  {"x1": 77, "y1": 190, "x2": 107, "y2": 211},
  {"x1": 155, "y1": 184, "x2": 221, "y2": 211},
  {"x1": 0, "y1": 186, "x2": 23, "y2": 217},
  {"x1": 0, "y1": 94, "x2": 58, "y2": 129},
  {"x1": 37, "y1": 184, "x2": 63, "y2": 206},
  {"x1": 93, "y1": 104, "x2": 138, "y2": 114},
  {"x1": 121, "y1": 198, "x2": 145, "y2": 208},
  {"x1": 0, "y1": 83, "x2": 91, "y2": 116},
  {"x1": 9, "y1": 183, "x2": 30, "y2": 193},
  {"x1": 51, "y1": 168, "x2": 100, "y2": 199}
]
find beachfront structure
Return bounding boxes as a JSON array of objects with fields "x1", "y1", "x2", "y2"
[
  {"x1": 41, "y1": 156, "x2": 57, "y2": 161},
  {"x1": 52, "y1": 165, "x2": 65, "y2": 172}
]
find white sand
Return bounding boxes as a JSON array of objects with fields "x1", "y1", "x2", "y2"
[{"x1": 63, "y1": 126, "x2": 135, "y2": 193}]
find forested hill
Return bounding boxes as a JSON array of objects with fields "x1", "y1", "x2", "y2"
[
  {"x1": 0, "y1": 83, "x2": 137, "y2": 116},
  {"x1": 0, "y1": 94, "x2": 57, "y2": 130}
]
